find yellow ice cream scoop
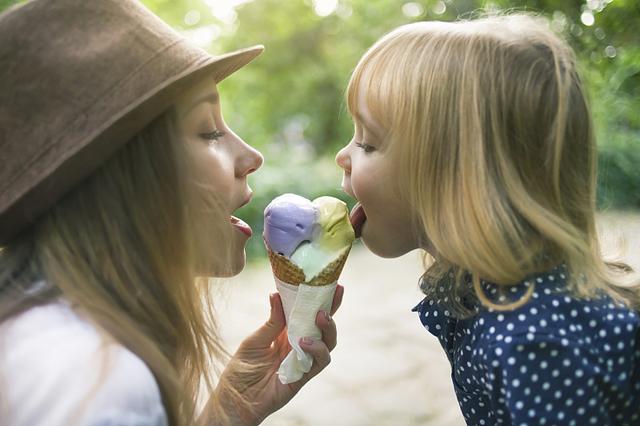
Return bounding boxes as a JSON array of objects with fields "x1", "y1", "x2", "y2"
[
  {"x1": 314, "y1": 196, "x2": 355, "y2": 252},
  {"x1": 290, "y1": 197, "x2": 355, "y2": 281}
]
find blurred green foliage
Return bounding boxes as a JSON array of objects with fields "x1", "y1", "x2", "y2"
[
  {"x1": 2, "y1": 0, "x2": 638, "y2": 259},
  {"x1": 187, "y1": 0, "x2": 639, "y2": 258}
]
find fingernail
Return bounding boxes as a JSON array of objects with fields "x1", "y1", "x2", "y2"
[
  {"x1": 300, "y1": 336, "x2": 314, "y2": 345},
  {"x1": 323, "y1": 311, "x2": 332, "y2": 323},
  {"x1": 269, "y1": 293, "x2": 275, "y2": 309}
]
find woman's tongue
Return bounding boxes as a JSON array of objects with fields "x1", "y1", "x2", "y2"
[
  {"x1": 349, "y1": 203, "x2": 366, "y2": 239},
  {"x1": 230, "y1": 215, "x2": 252, "y2": 237}
]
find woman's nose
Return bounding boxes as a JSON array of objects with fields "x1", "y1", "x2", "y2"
[
  {"x1": 235, "y1": 138, "x2": 263, "y2": 177},
  {"x1": 335, "y1": 145, "x2": 351, "y2": 173}
]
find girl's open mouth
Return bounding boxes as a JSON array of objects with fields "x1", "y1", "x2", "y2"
[
  {"x1": 230, "y1": 215, "x2": 252, "y2": 237},
  {"x1": 349, "y1": 202, "x2": 366, "y2": 238}
]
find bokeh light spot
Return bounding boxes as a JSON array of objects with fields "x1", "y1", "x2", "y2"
[
  {"x1": 182, "y1": 24, "x2": 221, "y2": 47},
  {"x1": 402, "y1": 2, "x2": 424, "y2": 18},
  {"x1": 604, "y1": 45, "x2": 617, "y2": 58},
  {"x1": 184, "y1": 10, "x2": 201, "y2": 26},
  {"x1": 313, "y1": 0, "x2": 338, "y2": 17},
  {"x1": 580, "y1": 11, "x2": 595, "y2": 26},
  {"x1": 432, "y1": 1, "x2": 447, "y2": 15}
]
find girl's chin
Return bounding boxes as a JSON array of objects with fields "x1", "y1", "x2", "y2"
[
  {"x1": 361, "y1": 228, "x2": 415, "y2": 259},
  {"x1": 361, "y1": 235, "x2": 400, "y2": 259},
  {"x1": 364, "y1": 243, "x2": 405, "y2": 258}
]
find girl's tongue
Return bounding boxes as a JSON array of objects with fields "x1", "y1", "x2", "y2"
[{"x1": 349, "y1": 203, "x2": 366, "y2": 239}]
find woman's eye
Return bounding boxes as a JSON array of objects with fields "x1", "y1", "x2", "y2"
[
  {"x1": 355, "y1": 142, "x2": 376, "y2": 153},
  {"x1": 201, "y1": 129, "x2": 226, "y2": 144}
]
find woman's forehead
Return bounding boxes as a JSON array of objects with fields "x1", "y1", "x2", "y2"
[{"x1": 176, "y1": 77, "x2": 219, "y2": 116}]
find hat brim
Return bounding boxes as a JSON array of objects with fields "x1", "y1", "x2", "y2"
[
  {"x1": 203, "y1": 44, "x2": 264, "y2": 83},
  {"x1": 0, "y1": 44, "x2": 264, "y2": 244}
]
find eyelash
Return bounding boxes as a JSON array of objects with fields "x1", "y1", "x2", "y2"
[
  {"x1": 355, "y1": 142, "x2": 376, "y2": 153},
  {"x1": 201, "y1": 129, "x2": 226, "y2": 144}
]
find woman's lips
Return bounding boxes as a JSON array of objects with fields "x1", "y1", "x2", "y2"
[
  {"x1": 349, "y1": 202, "x2": 366, "y2": 239},
  {"x1": 230, "y1": 190, "x2": 253, "y2": 237},
  {"x1": 230, "y1": 215, "x2": 252, "y2": 237}
]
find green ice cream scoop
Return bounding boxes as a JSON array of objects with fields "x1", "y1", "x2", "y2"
[{"x1": 290, "y1": 196, "x2": 355, "y2": 281}]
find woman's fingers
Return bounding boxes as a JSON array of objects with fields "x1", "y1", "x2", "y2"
[
  {"x1": 299, "y1": 337, "x2": 331, "y2": 375},
  {"x1": 330, "y1": 284, "x2": 344, "y2": 316},
  {"x1": 316, "y1": 310, "x2": 337, "y2": 351},
  {"x1": 270, "y1": 293, "x2": 286, "y2": 324},
  {"x1": 309, "y1": 284, "x2": 342, "y2": 356}
]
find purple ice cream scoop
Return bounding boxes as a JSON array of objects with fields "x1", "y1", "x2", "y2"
[{"x1": 264, "y1": 194, "x2": 318, "y2": 257}]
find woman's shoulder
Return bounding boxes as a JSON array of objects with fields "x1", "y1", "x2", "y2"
[{"x1": 0, "y1": 300, "x2": 167, "y2": 426}]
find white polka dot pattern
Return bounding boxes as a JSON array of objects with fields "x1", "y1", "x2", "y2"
[{"x1": 412, "y1": 265, "x2": 640, "y2": 425}]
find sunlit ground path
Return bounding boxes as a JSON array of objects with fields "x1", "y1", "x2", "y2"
[{"x1": 214, "y1": 210, "x2": 640, "y2": 426}]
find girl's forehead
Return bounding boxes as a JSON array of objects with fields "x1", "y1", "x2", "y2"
[
  {"x1": 353, "y1": 83, "x2": 387, "y2": 135},
  {"x1": 351, "y1": 105, "x2": 380, "y2": 136}
]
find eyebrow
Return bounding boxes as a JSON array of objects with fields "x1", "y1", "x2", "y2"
[
  {"x1": 182, "y1": 93, "x2": 219, "y2": 117},
  {"x1": 353, "y1": 111, "x2": 382, "y2": 138}
]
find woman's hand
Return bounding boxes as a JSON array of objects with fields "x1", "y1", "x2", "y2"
[{"x1": 208, "y1": 285, "x2": 344, "y2": 425}]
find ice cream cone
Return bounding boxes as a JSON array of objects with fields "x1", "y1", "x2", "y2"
[
  {"x1": 267, "y1": 246, "x2": 351, "y2": 286},
  {"x1": 306, "y1": 246, "x2": 351, "y2": 286},
  {"x1": 262, "y1": 194, "x2": 354, "y2": 384},
  {"x1": 267, "y1": 248, "x2": 306, "y2": 285}
]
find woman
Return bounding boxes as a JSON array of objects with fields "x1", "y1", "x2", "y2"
[{"x1": 0, "y1": 0, "x2": 341, "y2": 425}]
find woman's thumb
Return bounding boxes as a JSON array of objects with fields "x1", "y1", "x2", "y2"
[{"x1": 240, "y1": 293, "x2": 286, "y2": 349}]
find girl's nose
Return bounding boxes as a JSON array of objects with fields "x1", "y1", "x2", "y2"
[
  {"x1": 335, "y1": 145, "x2": 351, "y2": 173},
  {"x1": 235, "y1": 138, "x2": 264, "y2": 177}
]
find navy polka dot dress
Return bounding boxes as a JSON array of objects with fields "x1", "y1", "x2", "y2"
[{"x1": 413, "y1": 265, "x2": 640, "y2": 425}]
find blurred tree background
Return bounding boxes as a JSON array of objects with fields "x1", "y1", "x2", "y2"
[{"x1": 2, "y1": 0, "x2": 638, "y2": 259}]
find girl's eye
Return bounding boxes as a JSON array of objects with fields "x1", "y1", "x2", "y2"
[
  {"x1": 201, "y1": 129, "x2": 226, "y2": 144},
  {"x1": 355, "y1": 142, "x2": 376, "y2": 153}
]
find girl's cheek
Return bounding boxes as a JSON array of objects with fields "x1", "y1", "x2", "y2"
[{"x1": 349, "y1": 171, "x2": 365, "y2": 200}]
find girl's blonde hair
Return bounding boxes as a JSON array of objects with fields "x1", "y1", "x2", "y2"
[
  {"x1": 0, "y1": 109, "x2": 250, "y2": 424},
  {"x1": 347, "y1": 13, "x2": 639, "y2": 315}
]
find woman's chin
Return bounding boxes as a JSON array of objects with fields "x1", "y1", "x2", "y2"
[
  {"x1": 220, "y1": 252, "x2": 246, "y2": 277},
  {"x1": 229, "y1": 252, "x2": 246, "y2": 276},
  {"x1": 198, "y1": 250, "x2": 246, "y2": 278}
]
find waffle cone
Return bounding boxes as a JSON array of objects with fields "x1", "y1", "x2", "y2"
[
  {"x1": 267, "y1": 246, "x2": 351, "y2": 286},
  {"x1": 267, "y1": 248, "x2": 306, "y2": 285},
  {"x1": 306, "y1": 246, "x2": 351, "y2": 286}
]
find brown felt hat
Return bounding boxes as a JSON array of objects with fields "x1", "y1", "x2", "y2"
[{"x1": 0, "y1": 0, "x2": 263, "y2": 245}]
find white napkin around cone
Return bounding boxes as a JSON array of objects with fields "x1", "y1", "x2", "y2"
[{"x1": 275, "y1": 278, "x2": 337, "y2": 384}]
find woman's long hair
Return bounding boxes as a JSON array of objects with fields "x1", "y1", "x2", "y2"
[
  {"x1": 0, "y1": 108, "x2": 245, "y2": 424},
  {"x1": 347, "y1": 13, "x2": 639, "y2": 315}
]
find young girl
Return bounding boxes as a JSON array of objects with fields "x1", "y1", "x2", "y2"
[
  {"x1": 337, "y1": 13, "x2": 640, "y2": 425},
  {"x1": 0, "y1": 1, "x2": 340, "y2": 425}
]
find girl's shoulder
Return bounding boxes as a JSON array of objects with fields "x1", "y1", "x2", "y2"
[
  {"x1": 473, "y1": 267, "x2": 640, "y2": 349},
  {"x1": 414, "y1": 264, "x2": 640, "y2": 353},
  {"x1": 0, "y1": 299, "x2": 167, "y2": 426}
]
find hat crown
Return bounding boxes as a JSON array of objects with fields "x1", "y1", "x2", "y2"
[
  {"x1": 0, "y1": 0, "x2": 204, "y2": 172},
  {"x1": 0, "y1": 0, "x2": 205, "y2": 198},
  {"x1": 0, "y1": 0, "x2": 198, "y2": 137},
  {"x1": 0, "y1": 0, "x2": 262, "y2": 243}
]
